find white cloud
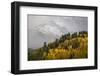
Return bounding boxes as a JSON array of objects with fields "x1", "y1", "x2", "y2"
[
  {"x1": 38, "y1": 24, "x2": 63, "y2": 37},
  {"x1": 28, "y1": 15, "x2": 88, "y2": 49}
]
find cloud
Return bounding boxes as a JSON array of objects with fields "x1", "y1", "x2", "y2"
[
  {"x1": 28, "y1": 15, "x2": 88, "y2": 49},
  {"x1": 38, "y1": 24, "x2": 63, "y2": 36}
]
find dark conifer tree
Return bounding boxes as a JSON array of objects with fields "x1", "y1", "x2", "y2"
[{"x1": 43, "y1": 42, "x2": 48, "y2": 52}]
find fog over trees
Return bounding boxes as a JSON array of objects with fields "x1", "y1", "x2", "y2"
[{"x1": 28, "y1": 15, "x2": 88, "y2": 50}]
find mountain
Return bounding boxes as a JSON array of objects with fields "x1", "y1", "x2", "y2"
[
  {"x1": 28, "y1": 15, "x2": 88, "y2": 50},
  {"x1": 28, "y1": 31, "x2": 88, "y2": 61},
  {"x1": 28, "y1": 21, "x2": 69, "y2": 49}
]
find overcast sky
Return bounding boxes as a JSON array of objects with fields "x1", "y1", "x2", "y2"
[{"x1": 28, "y1": 14, "x2": 88, "y2": 49}]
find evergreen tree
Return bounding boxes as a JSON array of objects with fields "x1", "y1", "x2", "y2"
[
  {"x1": 43, "y1": 42, "x2": 48, "y2": 52},
  {"x1": 55, "y1": 38, "x2": 59, "y2": 47},
  {"x1": 66, "y1": 33, "x2": 70, "y2": 40},
  {"x1": 72, "y1": 32, "x2": 77, "y2": 38}
]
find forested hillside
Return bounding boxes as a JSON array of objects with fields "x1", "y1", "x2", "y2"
[{"x1": 28, "y1": 31, "x2": 88, "y2": 61}]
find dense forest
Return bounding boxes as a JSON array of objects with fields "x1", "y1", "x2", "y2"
[{"x1": 28, "y1": 31, "x2": 88, "y2": 61}]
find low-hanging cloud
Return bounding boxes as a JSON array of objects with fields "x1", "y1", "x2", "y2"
[{"x1": 28, "y1": 14, "x2": 88, "y2": 49}]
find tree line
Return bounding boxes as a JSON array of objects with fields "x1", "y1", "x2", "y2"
[{"x1": 28, "y1": 31, "x2": 88, "y2": 60}]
